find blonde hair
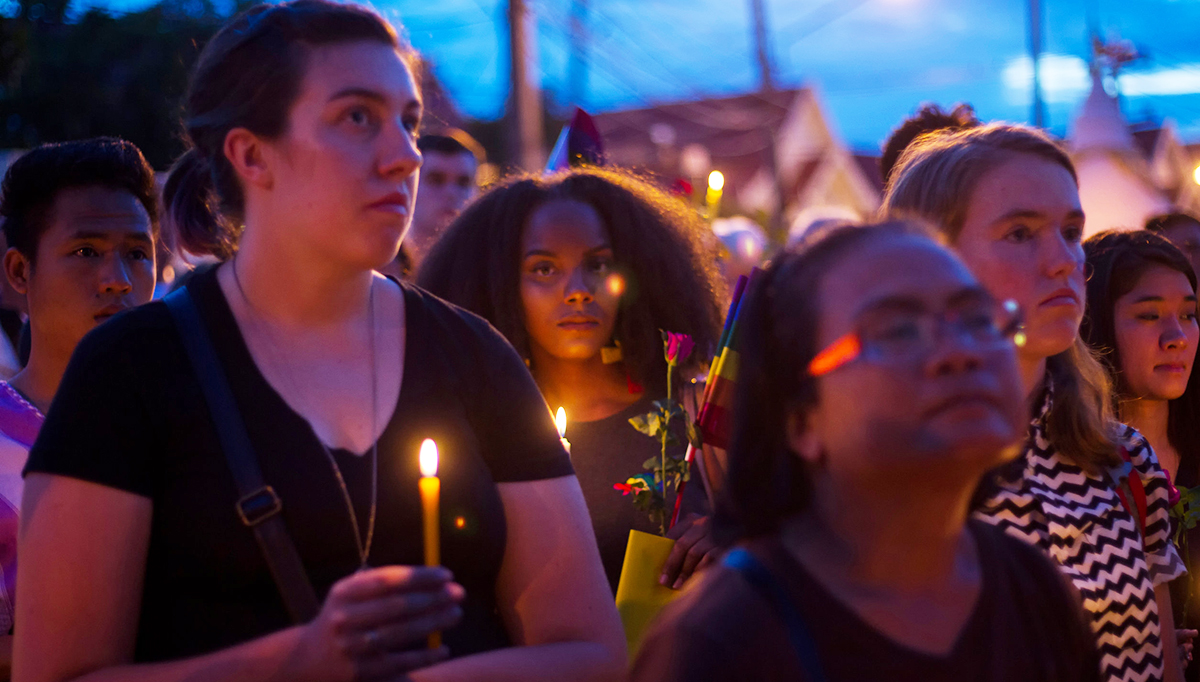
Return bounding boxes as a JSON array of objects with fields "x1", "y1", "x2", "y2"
[{"x1": 882, "y1": 123, "x2": 1120, "y2": 470}]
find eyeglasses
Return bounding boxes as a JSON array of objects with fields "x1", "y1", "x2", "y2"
[{"x1": 808, "y1": 298, "x2": 1024, "y2": 377}]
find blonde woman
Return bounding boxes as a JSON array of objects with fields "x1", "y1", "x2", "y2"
[{"x1": 884, "y1": 124, "x2": 1186, "y2": 682}]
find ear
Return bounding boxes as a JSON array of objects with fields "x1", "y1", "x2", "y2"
[
  {"x1": 784, "y1": 406, "x2": 824, "y2": 466},
  {"x1": 4, "y1": 247, "x2": 31, "y2": 296},
  {"x1": 223, "y1": 127, "x2": 274, "y2": 192}
]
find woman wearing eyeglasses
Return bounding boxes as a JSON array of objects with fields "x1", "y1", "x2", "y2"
[
  {"x1": 631, "y1": 220, "x2": 1099, "y2": 682},
  {"x1": 885, "y1": 124, "x2": 1187, "y2": 682}
]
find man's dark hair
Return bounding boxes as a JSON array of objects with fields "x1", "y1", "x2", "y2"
[
  {"x1": 1145, "y1": 212, "x2": 1200, "y2": 234},
  {"x1": 880, "y1": 103, "x2": 980, "y2": 187},
  {"x1": 0, "y1": 137, "x2": 159, "y2": 263},
  {"x1": 418, "y1": 129, "x2": 486, "y2": 164}
]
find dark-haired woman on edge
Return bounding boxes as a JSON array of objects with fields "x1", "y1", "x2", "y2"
[
  {"x1": 885, "y1": 123, "x2": 1186, "y2": 682},
  {"x1": 633, "y1": 221, "x2": 1100, "y2": 681},
  {"x1": 418, "y1": 168, "x2": 726, "y2": 592},
  {"x1": 13, "y1": 3, "x2": 625, "y2": 681},
  {"x1": 1082, "y1": 230, "x2": 1200, "y2": 670}
]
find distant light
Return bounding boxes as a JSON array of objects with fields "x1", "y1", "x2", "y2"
[
  {"x1": 606, "y1": 273, "x2": 626, "y2": 297},
  {"x1": 1193, "y1": 164, "x2": 1200, "y2": 186},
  {"x1": 708, "y1": 170, "x2": 725, "y2": 192},
  {"x1": 454, "y1": 516, "x2": 466, "y2": 529}
]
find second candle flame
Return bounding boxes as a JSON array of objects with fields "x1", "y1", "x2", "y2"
[
  {"x1": 419, "y1": 438, "x2": 439, "y2": 478},
  {"x1": 555, "y1": 408, "x2": 567, "y2": 439}
]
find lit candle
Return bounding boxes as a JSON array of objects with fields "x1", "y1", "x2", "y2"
[
  {"x1": 418, "y1": 438, "x2": 441, "y2": 649},
  {"x1": 556, "y1": 407, "x2": 571, "y2": 456}
]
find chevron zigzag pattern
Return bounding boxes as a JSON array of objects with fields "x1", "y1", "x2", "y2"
[{"x1": 974, "y1": 390, "x2": 1186, "y2": 682}]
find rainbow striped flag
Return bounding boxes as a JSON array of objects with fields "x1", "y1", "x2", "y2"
[{"x1": 696, "y1": 268, "x2": 760, "y2": 450}]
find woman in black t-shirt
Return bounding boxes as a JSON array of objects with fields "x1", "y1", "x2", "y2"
[
  {"x1": 418, "y1": 168, "x2": 726, "y2": 592},
  {"x1": 633, "y1": 221, "x2": 1101, "y2": 682},
  {"x1": 13, "y1": 3, "x2": 625, "y2": 682}
]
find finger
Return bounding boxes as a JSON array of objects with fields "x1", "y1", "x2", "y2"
[
  {"x1": 333, "y1": 585, "x2": 463, "y2": 632},
  {"x1": 358, "y1": 646, "x2": 450, "y2": 680},
  {"x1": 672, "y1": 537, "x2": 717, "y2": 589},
  {"x1": 697, "y1": 548, "x2": 721, "y2": 571},
  {"x1": 330, "y1": 566, "x2": 454, "y2": 603},
  {"x1": 373, "y1": 604, "x2": 464, "y2": 650},
  {"x1": 662, "y1": 519, "x2": 710, "y2": 585},
  {"x1": 665, "y1": 514, "x2": 700, "y2": 541}
]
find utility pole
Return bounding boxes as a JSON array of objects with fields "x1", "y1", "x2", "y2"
[
  {"x1": 568, "y1": 0, "x2": 588, "y2": 108},
  {"x1": 1029, "y1": 0, "x2": 1045, "y2": 128},
  {"x1": 751, "y1": 0, "x2": 774, "y2": 92},
  {"x1": 509, "y1": 0, "x2": 544, "y2": 170}
]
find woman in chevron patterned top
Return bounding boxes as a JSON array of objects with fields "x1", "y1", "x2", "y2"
[{"x1": 884, "y1": 123, "x2": 1187, "y2": 682}]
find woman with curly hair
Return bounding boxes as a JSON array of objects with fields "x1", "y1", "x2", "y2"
[{"x1": 419, "y1": 167, "x2": 726, "y2": 592}]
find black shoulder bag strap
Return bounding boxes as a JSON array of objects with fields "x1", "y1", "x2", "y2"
[
  {"x1": 723, "y1": 548, "x2": 827, "y2": 682},
  {"x1": 163, "y1": 287, "x2": 320, "y2": 623}
]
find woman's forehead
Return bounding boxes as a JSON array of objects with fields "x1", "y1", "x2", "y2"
[
  {"x1": 819, "y1": 236, "x2": 976, "y2": 319},
  {"x1": 296, "y1": 41, "x2": 418, "y2": 107}
]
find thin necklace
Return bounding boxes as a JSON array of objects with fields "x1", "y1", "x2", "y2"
[{"x1": 230, "y1": 261, "x2": 379, "y2": 569}]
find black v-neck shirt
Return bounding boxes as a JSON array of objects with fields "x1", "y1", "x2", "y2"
[{"x1": 25, "y1": 267, "x2": 574, "y2": 662}]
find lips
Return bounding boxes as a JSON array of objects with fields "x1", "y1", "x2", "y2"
[
  {"x1": 1039, "y1": 287, "x2": 1080, "y2": 308},
  {"x1": 924, "y1": 391, "x2": 1005, "y2": 419},
  {"x1": 368, "y1": 192, "x2": 411, "y2": 215},
  {"x1": 1155, "y1": 363, "x2": 1189, "y2": 373},
  {"x1": 558, "y1": 315, "x2": 600, "y2": 331},
  {"x1": 94, "y1": 304, "x2": 128, "y2": 322}
]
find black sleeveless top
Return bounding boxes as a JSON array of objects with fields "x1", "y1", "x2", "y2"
[{"x1": 25, "y1": 267, "x2": 574, "y2": 662}]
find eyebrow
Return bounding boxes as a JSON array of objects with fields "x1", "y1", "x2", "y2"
[
  {"x1": 522, "y1": 244, "x2": 613, "y2": 259},
  {"x1": 69, "y1": 230, "x2": 154, "y2": 245},
  {"x1": 328, "y1": 88, "x2": 424, "y2": 115},
  {"x1": 856, "y1": 285, "x2": 992, "y2": 317},
  {"x1": 991, "y1": 208, "x2": 1085, "y2": 225},
  {"x1": 1131, "y1": 294, "x2": 1199, "y2": 303}
]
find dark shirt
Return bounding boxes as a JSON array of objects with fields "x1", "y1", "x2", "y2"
[
  {"x1": 568, "y1": 396, "x2": 707, "y2": 592},
  {"x1": 633, "y1": 520, "x2": 1101, "y2": 682},
  {"x1": 25, "y1": 267, "x2": 574, "y2": 662}
]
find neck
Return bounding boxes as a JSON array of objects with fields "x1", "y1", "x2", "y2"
[
  {"x1": 1019, "y1": 354, "x2": 1048, "y2": 396},
  {"x1": 783, "y1": 468, "x2": 976, "y2": 590},
  {"x1": 10, "y1": 338, "x2": 73, "y2": 414},
  {"x1": 531, "y1": 351, "x2": 639, "y2": 423},
  {"x1": 1122, "y1": 397, "x2": 1176, "y2": 475},
  {"x1": 231, "y1": 220, "x2": 374, "y2": 327}
]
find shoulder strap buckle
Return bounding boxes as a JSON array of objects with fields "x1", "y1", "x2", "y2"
[{"x1": 236, "y1": 486, "x2": 283, "y2": 527}]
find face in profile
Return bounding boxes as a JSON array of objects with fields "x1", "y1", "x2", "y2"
[
  {"x1": 954, "y1": 154, "x2": 1085, "y2": 365},
  {"x1": 793, "y1": 235, "x2": 1025, "y2": 478},
  {"x1": 7, "y1": 186, "x2": 156, "y2": 357},
  {"x1": 264, "y1": 40, "x2": 423, "y2": 271},
  {"x1": 1113, "y1": 264, "x2": 1199, "y2": 402},
  {"x1": 519, "y1": 199, "x2": 622, "y2": 366},
  {"x1": 410, "y1": 150, "x2": 476, "y2": 248}
]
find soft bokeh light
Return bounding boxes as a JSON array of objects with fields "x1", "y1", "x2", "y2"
[
  {"x1": 1193, "y1": 164, "x2": 1200, "y2": 186},
  {"x1": 606, "y1": 273, "x2": 626, "y2": 297},
  {"x1": 419, "y1": 439, "x2": 439, "y2": 478}
]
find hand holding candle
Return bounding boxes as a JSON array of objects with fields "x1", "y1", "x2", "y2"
[
  {"x1": 418, "y1": 438, "x2": 442, "y2": 649},
  {"x1": 556, "y1": 407, "x2": 571, "y2": 456}
]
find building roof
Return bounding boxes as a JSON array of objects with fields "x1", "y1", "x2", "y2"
[
  {"x1": 592, "y1": 89, "x2": 811, "y2": 194},
  {"x1": 1070, "y1": 70, "x2": 1136, "y2": 154},
  {"x1": 852, "y1": 154, "x2": 885, "y2": 195}
]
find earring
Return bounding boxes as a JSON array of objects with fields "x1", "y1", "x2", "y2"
[{"x1": 601, "y1": 339, "x2": 623, "y2": 364}]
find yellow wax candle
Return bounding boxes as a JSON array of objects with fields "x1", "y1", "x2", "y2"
[
  {"x1": 555, "y1": 407, "x2": 571, "y2": 456},
  {"x1": 418, "y1": 438, "x2": 441, "y2": 649}
]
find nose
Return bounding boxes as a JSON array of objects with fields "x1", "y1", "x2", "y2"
[
  {"x1": 100, "y1": 256, "x2": 133, "y2": 296},
  {"x1": 1162, "y1": 321, "x2": 1190, "y2": 350},
  {"x1": 563, "y1": 266, "x2": 595, "y2": 305},
  {"x1": 924, "y1": 327, "x2": 985, "y2": 378},
  {"x1": 379, "y1": 122, "x2": 422, "y2": 180},
  {"x1": 1042, "y1": 229, "x2": 1082, "y2": 281}
]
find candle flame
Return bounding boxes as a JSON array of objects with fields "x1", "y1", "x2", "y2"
[
  {"x1": 419, "y1": 438, "x2": 438, "y2": 477},
  {"x1": 555, "y1": 407, "x2": 567, "y2": 439}
]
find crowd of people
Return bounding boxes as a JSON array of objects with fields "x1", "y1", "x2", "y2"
[{"x1": 0, "y1": 1, "x2": 1197, "y2": 681}]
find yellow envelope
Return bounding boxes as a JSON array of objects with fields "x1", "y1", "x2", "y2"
[{"x1": 614, "y1": 529, "x2": 681, "y2": 659}]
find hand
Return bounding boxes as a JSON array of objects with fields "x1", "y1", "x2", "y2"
[
  {"x1": 287, "y1": 565, "x2": 464, "y2": 682},
  {"x1": 1178, "y1": 628, "x2": 1197, "y2": 668},
  {"x1": 661, "y1": 514, "x2": 719, "y2": 590}
]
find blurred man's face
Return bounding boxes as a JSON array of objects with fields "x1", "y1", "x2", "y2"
[{"x1": 409, "y1": 150, "x2": 477, "y2": 256}]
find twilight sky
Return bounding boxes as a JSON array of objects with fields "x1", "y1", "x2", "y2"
[{"x1": 88, "y1": 0, "x2": 1200, "y2": 153}]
